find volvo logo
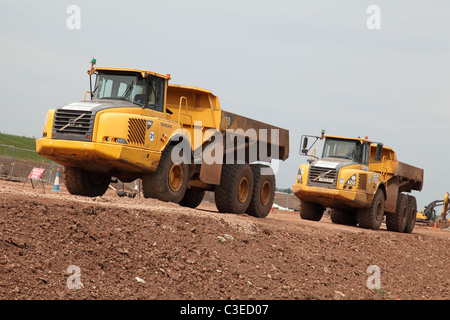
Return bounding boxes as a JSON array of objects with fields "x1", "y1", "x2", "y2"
[{"x1": 58, "y1": 113, "x2": 87, "y2": 132}]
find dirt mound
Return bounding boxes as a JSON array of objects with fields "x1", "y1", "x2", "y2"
[{"x1": 0, "y1": 179, "x2": 449, "y2": 302}]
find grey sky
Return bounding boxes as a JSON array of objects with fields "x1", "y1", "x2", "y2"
[{"x1": 1, "y1": 1, "x2": 449, "y2": 209}]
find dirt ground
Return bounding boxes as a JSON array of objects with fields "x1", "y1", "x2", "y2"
[{"x1": 0, "y1": 178, "x2": 449, "y2": 301}]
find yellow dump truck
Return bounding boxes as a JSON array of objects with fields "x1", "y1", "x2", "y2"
[
  {"x1": 36, "y1": 60, "x2": 289, "y2": 217},
  {"x1": 293, "y1": 131, "x2": 423, "y2": 232}
]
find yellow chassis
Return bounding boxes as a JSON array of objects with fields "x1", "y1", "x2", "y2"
[
  {"x1": 293, "y1": 184, "x2": 373, "y2": 209},
  {"x1": 36, "y1": 138, "x2": 161, "y2": 174}
]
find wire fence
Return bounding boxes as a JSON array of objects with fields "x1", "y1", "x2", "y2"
[
  {"x1": 0, "y1": 144, "x2": 62, "y2": 184},
  {"x1": 273, "y1": 191, "x2": 299, "y2": 211}
]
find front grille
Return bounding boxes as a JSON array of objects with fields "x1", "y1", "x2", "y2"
[
  {"x1": 53, "y1": 109, "x2": 94, "y2": 135},
  {"x1": 127, "y1": 118, "x2": 147, "y2": 145},
  {"x1": 308, "y1": 166, "x2": 337, "y2": 186}
]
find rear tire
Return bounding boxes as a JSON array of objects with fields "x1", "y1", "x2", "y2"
[
  {"x1": 64, "y1": 167, "x2": 111, "y2": 197},
  {"x1": 246, "y1": 164, "x2": 275, "y2": 218},
  {"x1": 357, "y1": 189, "x2": 385, "y2": 230},
  {"x1": 215, "y1": 164, "x2": 253, "y2": 214},
  {"x1": 404, "y1": 195, "x2": 417, "y2": 233},
  {"x1": 386, "y1": 193, "x2": 408, "y2": 232},
  {"x1": 299, "y1": 200, "x2": 324, "y2": 221},
  {"x1": 142, "y1": 144, "x2": 189, "y2": 203},
  {"x1": 179, "y1": 188, "x2": 205, "y2": 208}
]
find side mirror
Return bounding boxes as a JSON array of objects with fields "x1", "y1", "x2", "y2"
[
  {"x1": 301, "y1": 137, "x2": 308, "y2": 155},
  {"x1": 375, "y1": 143, "x2": 383, "y2": 161}
]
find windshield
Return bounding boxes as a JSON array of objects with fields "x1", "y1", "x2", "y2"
[
  {"x1": 93, "y1": 73, "x2": 147, "y2": 106},
  {"x1": 322, "y1": 138, "x2": 363, "y2": 163}
]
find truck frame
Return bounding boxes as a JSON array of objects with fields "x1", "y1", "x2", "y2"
[
  {"x1": 292, "y1": 131, "x2": 423, "y2": 232},
  {"x1": 36, "y1": 61, "x2": 289, "y2": 218}
]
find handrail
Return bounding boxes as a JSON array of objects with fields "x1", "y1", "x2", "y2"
[
  {"x1": 177, "y1": 96, "x2": 193, "y2": 127},
  {"x1": 84, "y1": 91, "x2": 91, "y2": 101},
  {"x1": 310, "y1": 149, "x2": 316, "y2": 161}
]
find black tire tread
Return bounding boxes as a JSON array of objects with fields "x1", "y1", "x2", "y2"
[
  {"x1": 299, "y1": 200, "x2": 324, "y2": 221},
  {"x1": 357, "y1": 189, "x2": 385, "y2": 230},
  {"x1": 63, "y1": 166, "x2": 110, "y2": 197},
  {"x1": 404, "y1": 195, "x2": 417, "y2": 233},
  {"x1": 143, "y1": 144, "x2": 189, "y2": 203},
  {"x1": 215, "y1": 164, "x2": 253, "y2": 214},
  {"x1": 386, "y1": 193, "x2": 408, "y2": 232},
  {"x1": 179, "y1": 188, "x2": 205, "y2": 208},
  {"x1": 246, "y1": 164, "x2": 275, "y2": 218}
]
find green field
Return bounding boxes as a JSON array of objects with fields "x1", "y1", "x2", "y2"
[{"x1": 0, "y1": 133, "x2": 50, "y2": 163}]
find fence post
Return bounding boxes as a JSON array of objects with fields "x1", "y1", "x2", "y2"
[
  {"x1": 8, "y1": 146, "x2": 16, "y2": 180},
  {"x1": 47, "y1": 160, "x2": 54, "y2": 184}
]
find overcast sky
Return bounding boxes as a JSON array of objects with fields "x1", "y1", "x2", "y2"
[{"x1": 1, "y1": 1, "x2": 449, "y2": 208}]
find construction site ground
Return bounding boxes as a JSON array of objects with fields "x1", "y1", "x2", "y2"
[{"x1": 0, "y1": 179, "x2": 449, "y2": 301}]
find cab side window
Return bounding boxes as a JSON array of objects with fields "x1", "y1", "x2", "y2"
[{"x1": 147, "y1": 77, "x2": 165, "y2": 112}]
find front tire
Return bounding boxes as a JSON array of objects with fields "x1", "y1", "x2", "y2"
[
  {"x1": 179, "y1": 188, "x2": 205, "y2": 208},
  {"x1": 357, "y1": 189, "x2": 385, "y2": 230},
  {"x1": 142, "y1": 144, "x2": 189, "y2": 203},
  {"x1": 64, "y1": 167, "x2": 111, "y2": 197},
  {"x1": 299, "y1": 200, "x2": 324, "y2": 221},
  {"x1": 330, "y1": 209, "x2": 358, "y2": 226}
]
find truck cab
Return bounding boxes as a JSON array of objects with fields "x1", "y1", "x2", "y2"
[
  {"x1": 38, "y1": 67, "x2": 173, "y2": 174},
  {"x1": 294, "y1": 134, "x2": 383, "y2": 209}
]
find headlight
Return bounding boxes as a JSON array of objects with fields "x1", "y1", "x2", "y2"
[{"x1": 115, "y1": 138, "x2": 128, "y2": 144}]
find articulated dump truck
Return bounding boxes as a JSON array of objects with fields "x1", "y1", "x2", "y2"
[
  {"x1": 293, "y1": 131, "x2": 423, "y2": 232},
  {"x1": 36, "y1": 61, "x2": 289, "y2": 218}
]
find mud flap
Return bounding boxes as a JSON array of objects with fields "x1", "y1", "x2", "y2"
[{"x1": 200, "y1": 162, "x2": 222, "y2": 185}]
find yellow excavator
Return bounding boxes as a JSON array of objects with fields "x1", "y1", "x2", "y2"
[{"x1": 416, "y1": 192, "x2": 449, "y2": 223}]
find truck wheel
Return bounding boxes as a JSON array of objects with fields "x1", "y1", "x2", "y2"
[
  {"x1": 357, "y1": 189, "x2": 385, "y2": 230},
  {"x1": 386, "y1": 193, "x2": 408, "y2": 232},
  {"x1": 299, "y1": 200, "x2": 324, "y2": 221},
  {"x1": 64, "y1": 167, "x2": 111, "y2": 197},
  {"x1": 404, "y1": 195, "x2": 417, "y2": 233},
  {"x1": 142, "y1": 144, "x2": 189, "y2": 203},
  {"x1": 246, "y1": 164, "x2": 275, "y2": 218},
  {"x1": 179, "y1": 188, "x2": 205, "y2": 208},
  {"x1": 215, "y1": 164, "x2": 253, "y2": 214},
  {"x1": 330, "y1": 209, "x2": 358, "y2": 226}
]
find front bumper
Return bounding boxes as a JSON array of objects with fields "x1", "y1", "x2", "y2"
[
  {"x1": 36, "y1": 138, "x2": 161, "y2": 173},
  {"x1": 292, "y1": 183, "x2": 372, "y2": 209}
]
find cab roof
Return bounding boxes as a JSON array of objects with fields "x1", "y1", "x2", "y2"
[
  {"x1": 325, "y1": 135, "x2": 372, "y2": 144},
  {"x1": 90, "y1": 67, "x2": 171, "y2": 80},
  {"x1": 325, "y1": 135, "x2": 394, "y2": 151},
  {"x1": 90, "y1": 67, "x2": 216, "y2": 96}
]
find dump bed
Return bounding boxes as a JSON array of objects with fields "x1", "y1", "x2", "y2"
[
  {"x1": 369, "y1": 144, "x2": 423, "y2": 192},
  {"x1": 166, "y1": 84, "x2": 289, "y2": 162},
  {"x1": 219, "y1": 110, "x2": 289, "y2": 161},
  {"x1": 394, "y1": 161, "x2": 424, "y2": 192}
]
